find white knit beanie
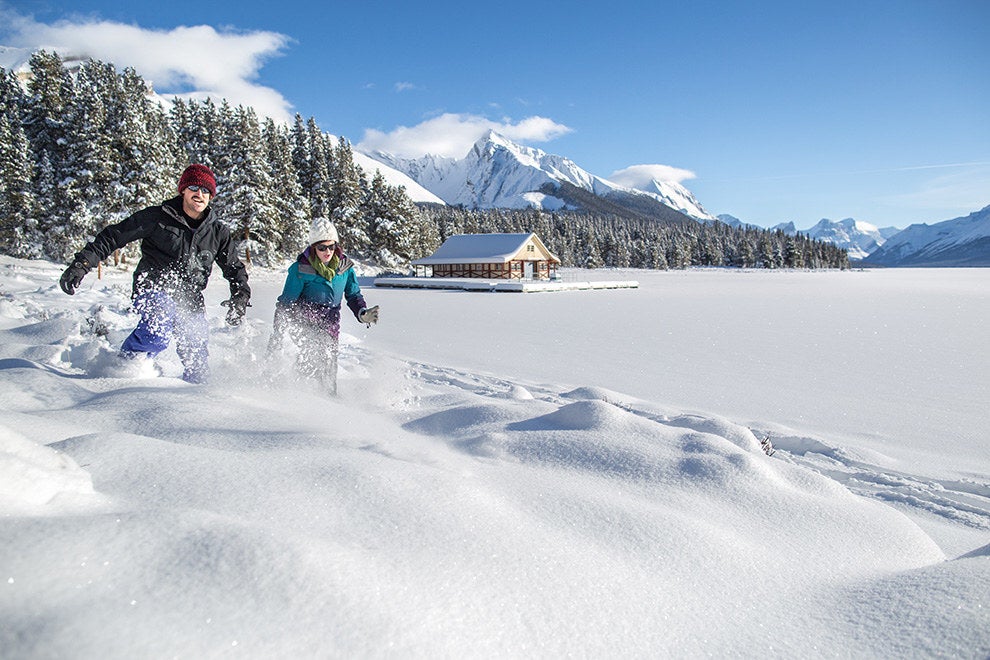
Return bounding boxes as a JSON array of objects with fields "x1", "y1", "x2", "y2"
[{"x1": 307, "y1": 217, "x2": 339, "y2": 245}]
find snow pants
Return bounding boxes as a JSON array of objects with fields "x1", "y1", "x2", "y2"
[
  {"x1": 120, "y1": 290, "x2": 210, "y2": 383},
  {"x1": 270, "y1": 302, "x2": 340, "y2": 395},
  {"x1": 293, "y1": 325, "x2": 339, "y2": 396}
]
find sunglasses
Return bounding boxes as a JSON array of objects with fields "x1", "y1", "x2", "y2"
[
  {"x1": 186, "y1": 185, "x2": 212, "y2": 194},
  {"x1": 314, "y1": 243, "x2": 336, "y2": 253}
]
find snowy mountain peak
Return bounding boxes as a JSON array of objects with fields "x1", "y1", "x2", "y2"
[
  {"x1": 811, "y1": 217, "x2": 879, "y2": 235},
  {"x1": 607, "y1": 171, "x2": 716, "y2": 221},
  {"x1": 476, "y1": 129, "x2": 515, "y2": 152},
  {"x1": 803, "y1": 217, "x2": 889, "y2": 260},
  {"x1": 362, "y1": 132, "x2": 714, "y2": 221}
]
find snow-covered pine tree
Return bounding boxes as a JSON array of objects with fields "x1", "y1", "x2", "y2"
[
  {"x1": 22, "y1": 52, "x2": 69, "y2": 153},
  {"x1": 209, "y1": 100, "x2": 238, "y2": 195},
  {"x1": 58, "y1": 61, "x2": 121, "y2": 260},
  {"x1": 667, "y1": 239, "x2": 691, "y2": 270},
  {"x1": 582, "y1": 228, "x2": 604, "y2": 269},
  {"x1": 169, "y1": 99, "x2": 193, "y2": 158},
  {"x1": 527, "y1": 210, "x2": 553, "y2": 248},
  {"x1": 302, "y1": 116, "x2": 333, "y2": 220},
  {"x1": 21, "y1": 52, "x2": 73, "y2": 260},
  {"x1": 171, "y1": 98, "x2": 212, "y2": 167},
  {"x1": 360, "y1": 170, "x2": 391, "y2": 263},
  {"x1": 0, "y1": 111, "x2": 39, "y2": 257},
  {"x1": 650, "y1": 240, "x2": 670, "y2": 270},
  {"x1": 288, "y1": 114, "x2": 313, "y2": 225},
  {"x1": 784, "y1": 235, "x2": 805, "y2": 268},
  {"x1": 737, "y1": 235, "x2": 757, "y2": 268},
  {"x1": 0, "y1": 67, "x2": 24, "y2": 119},
  {"x1": 700, "y1": 233, "x2": 724, "y2": 266},
  {"x1": 759, "y1": 234, "x2": 782, "y2": 269},
  {"x1": 603, "y1": 231, "x2": 631, "y2": 267},
  {"x1": 221, "y1": 105, "x2": 280, "y2": 265},
  {"x1": 360, "y1": 172, "x2": 436, "y2": 268},
  {"x1": 114, "y1": 68, "x2": 179, "y2": 213},
  {"x1": 0, "y1": 68, "x2": 37, "y2": 256},
  {"x1": 328, "y1": 137, "x2": 367, "y2": 253},
  {"x1": 392, "y1": 185, "x2": 440, "y2": 261},
  {"x1": 35, "y1": 59, "x2": 108, "y2": 260},
  {"x1": 262, "y1": 117, "x2": 308, "y2": 259}
]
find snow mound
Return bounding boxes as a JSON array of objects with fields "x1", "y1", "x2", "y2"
[
  {"x1": 495, "y1": 384, "x2": 534, "y2": 400},
  {"x1": 84, "y1": 347, "x2": 165, "y2": 379},
  {"x1": 561, "y1": 385, "x2": 627, "y2": 402},
  {"x1": 0, "y1": 425, "x2": 94, "y2": 508}
]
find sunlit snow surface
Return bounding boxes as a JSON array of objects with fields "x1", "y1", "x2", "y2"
[{"x1": 1, "y1": 257, "x2": 987, "y2": 657}]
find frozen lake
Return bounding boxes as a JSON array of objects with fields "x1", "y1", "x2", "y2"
[{"x1": 356, "y1": 267, "x2": 990, "y2": 480}]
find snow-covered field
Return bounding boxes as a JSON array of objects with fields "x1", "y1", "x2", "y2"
[{"x1": 1, "y1": 256, "x2": 988, "y2": 658}]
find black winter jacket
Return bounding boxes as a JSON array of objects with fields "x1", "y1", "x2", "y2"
[{"x1": 72, "y1": 196, "x2": 250, "y2": 310}]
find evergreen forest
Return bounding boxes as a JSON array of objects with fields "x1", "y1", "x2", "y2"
[{"x1": 0, "y1": 52, "x2": 849, "y2": 272}]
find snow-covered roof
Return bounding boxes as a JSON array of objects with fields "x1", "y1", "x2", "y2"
[{"x1": 412, "y1": 233, "x2": 561, "y2": 265}]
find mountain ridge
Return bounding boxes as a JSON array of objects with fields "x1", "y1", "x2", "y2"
[
  {"x1": 363, "y1": 131, "x2": 715, "y2": 223},
  {"x1": 861, "y1": 205, "x2": 990, "y2": 266}
]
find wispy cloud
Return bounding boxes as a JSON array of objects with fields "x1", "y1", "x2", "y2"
[
  {"x1": 855, "y1": 161, "x2": 990, "y2": 175},
  {"x1": 609, "y1": 164, "x2": 697, "y2": 187},
  {"x1": 705, "y1": 161, "x2": 990, "y2": 184},
  {"x1": 394, "y1": 82, "x2": 417, "y2": 92},
  {"x1": 0, "y1": 7, "x2": 294, "y2": 122},
  {"x1": 356, "y1": 112, "x2": 573, "y2": 159},
  {"x1": 881, "y1": 164, "x2": 990, "y2": 212}
]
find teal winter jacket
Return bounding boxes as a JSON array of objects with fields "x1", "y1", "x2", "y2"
[{"x1": 274, "y1": 248, "x2": 367, "y2": 336}]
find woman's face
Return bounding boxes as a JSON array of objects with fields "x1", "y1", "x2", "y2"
[{"x1": 313, "y1": 241, "x2": 336, "y2": 263}]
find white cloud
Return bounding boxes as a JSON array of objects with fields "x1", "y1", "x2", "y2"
[
  {"x1": 356, "y1": 112, "x2": 572, "y2": 159},
  {"x1": 0, "y1": 9, "x2": 293, "y2": 122},
  {"x1": 394, "y1": 82, "x2": 417, "y2": 92},
  {"x1": 608, "y1": 164, "x2": 697, "y2": 188}
]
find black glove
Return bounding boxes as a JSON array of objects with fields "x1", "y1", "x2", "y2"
[
  {"x1": 59, "y1": 261, "x2": 89, "y2": 295},
  {"x1": 222, "y1": 296, "x2": 251, "y2": 326}
]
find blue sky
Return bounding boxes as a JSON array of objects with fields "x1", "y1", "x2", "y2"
[{"x1": 1, "y1": 0, "x2": 988, "y2": 228}]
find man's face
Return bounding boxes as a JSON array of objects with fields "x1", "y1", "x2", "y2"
[{"x1": 181, "y1": 185, "x2": 211, "y2": 219}]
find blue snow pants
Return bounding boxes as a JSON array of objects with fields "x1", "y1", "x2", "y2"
[{"x1": 120, "y1": 290, "x2": 210, "y2": 383}]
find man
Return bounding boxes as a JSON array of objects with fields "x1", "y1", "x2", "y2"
[{"x1": 59, "y1": 164, "x2": 250, "y2": 383}]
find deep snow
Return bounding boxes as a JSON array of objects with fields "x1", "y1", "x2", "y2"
[{"x1": 1, "y1": 257, "x2": 988, "y2": 658}]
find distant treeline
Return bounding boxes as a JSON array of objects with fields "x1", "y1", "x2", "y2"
[
  {"x1": 0, "y1": 52, "x2": 848, "y2": 271},
  {"x1": 420, "y1": 206, "x2": 850, "y2": 270}
]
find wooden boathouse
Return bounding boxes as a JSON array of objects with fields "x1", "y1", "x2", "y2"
[{"x1": 411, "y1": 233, "x2": 561, "y2": 280}]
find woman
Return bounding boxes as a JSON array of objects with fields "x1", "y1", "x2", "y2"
[{"x1": 268, "y1": 217, "x2": 379, "y2": 394}]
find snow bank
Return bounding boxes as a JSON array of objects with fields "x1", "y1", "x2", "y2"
[{"x1": 0, "y1": 426, "x2": 94, "y2": 509}]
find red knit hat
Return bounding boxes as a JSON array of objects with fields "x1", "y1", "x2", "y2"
[{"x1": 178, "y1": 164, "x2": 217, "y2": 196}]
